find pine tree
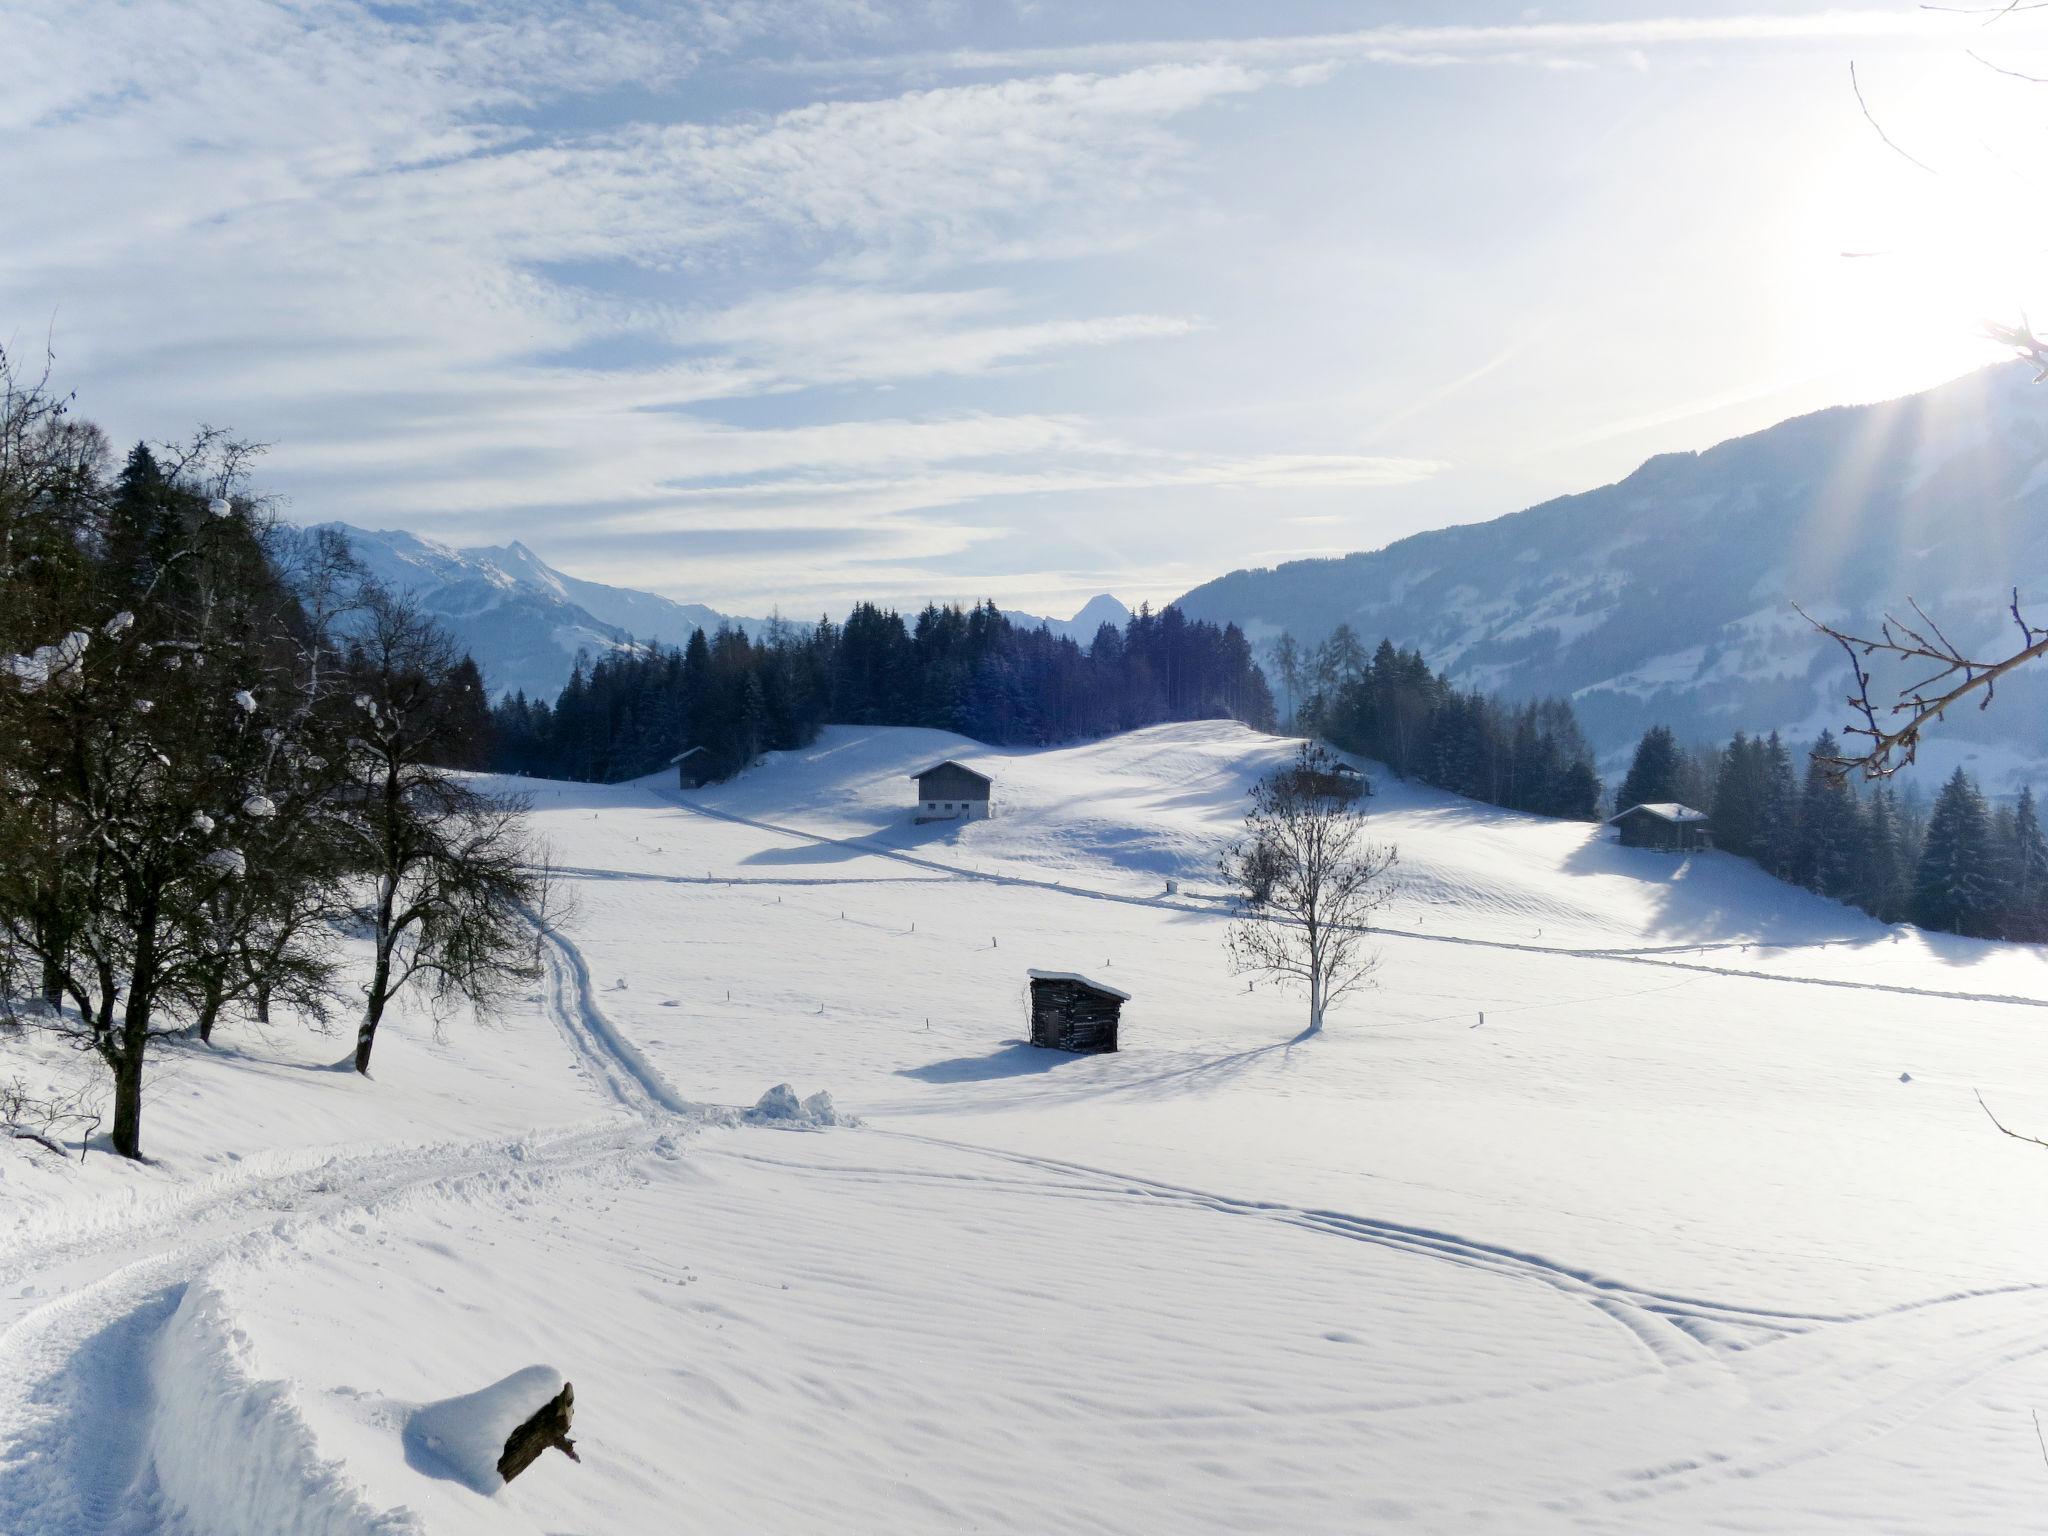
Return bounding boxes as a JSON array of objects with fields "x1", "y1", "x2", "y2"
[
  {"x1": 1709, "y1": 733, "x2": 1764, "y2": 859},
  {"x1": 1914, "y1": 768, "x2": 1998, "y2": 937},
  {"x1": 1616, "y1": 725, "x2": 1682, "y2": 811},
  {"x1": 2005, "y1": 786, "x2": 2048, "y2": 942},
  {"x1": 1793, "y1": 731, "x2": 1859, "y2": 897},
  {"x1": 1758, "y1": 733, "x2": 1800, "y2": 882},
  {"x1": 1853, "y1": 788, "x2": 1911, "y2": 923}
]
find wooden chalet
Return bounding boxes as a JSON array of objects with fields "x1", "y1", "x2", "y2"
[
  {"x1": 911, "y1": 759, "x2": 993, "y2": 822},
  {"x1": 1607, "y1": 802, "x2": 1712, "y2": 853}
]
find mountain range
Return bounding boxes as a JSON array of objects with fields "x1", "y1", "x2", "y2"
[
  {"x1": 299, "y1": 524, "x2": 754, "y2": 703},
  {"x1": 1176, "y1": 362, "x2": 2048, "y2": 793},
  {"x1": 301, "y1": 362, "x2": 2048, "y2": 791},
  {"x1": 303, "y1": 523, "x2": 1133, "y2": 705}
]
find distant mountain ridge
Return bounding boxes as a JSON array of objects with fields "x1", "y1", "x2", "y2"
[
  {"x1": 299, "y1": 523, "x2": 757, "y2": 702},
  {"x1": 1000, "y1": 593, "x2": 1132, "y2": 642},
  {"x1": 1173, "y1": 362, "x2": 2048, "y2": 793}
]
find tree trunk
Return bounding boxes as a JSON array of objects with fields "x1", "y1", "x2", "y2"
[
  {"x1": 253, "y1": 977, "x2": 271, "y2": 1025},
  {"x1": 112, "y1": 919, "x2": 160, "y2": 1159},
  {"x1": 498, "y1": 1382, "x2": 579, "y2": 1484},
  {"x1": 197, "y1": 990, "x2": 221, "y2": 1045},
  {"x1": 356, "y1": 946, "x2": 392, "y2": 1075},
  {"x1": 40, "y1": 954, "x2": 64, "y2": 1011},
  {"x1": 110, "y1": 1047, "x2": 143, "y2": 1158}
]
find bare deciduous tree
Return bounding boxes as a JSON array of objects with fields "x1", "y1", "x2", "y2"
[
  {"x1": 1220, "y1": 743, "x2": 1398, "y2": 1034},
  {"x1": 341, "y1": 586, "x2": 543, "y2": 1076}
]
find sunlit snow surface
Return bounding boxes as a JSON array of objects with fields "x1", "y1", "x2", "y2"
[{"x1": 6, "y1": 721, "x2": 2048, "y2": 1533}]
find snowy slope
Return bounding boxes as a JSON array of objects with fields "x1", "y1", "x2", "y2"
[
  {"x1": 9, "y1": 723, "x2": 2048, "y2": 1533},
  {"x1": 1177, "y1": 361, "x2": 2048, "y2": 792}
]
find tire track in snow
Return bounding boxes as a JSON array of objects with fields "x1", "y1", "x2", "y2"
[{"x1": 647, "y1": 789, "x2": 2048, "y2": 1012}]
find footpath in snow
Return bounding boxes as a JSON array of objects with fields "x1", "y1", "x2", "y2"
[{"x1": 7, "y1": 721, "x2": 2048, "y2": 1533}]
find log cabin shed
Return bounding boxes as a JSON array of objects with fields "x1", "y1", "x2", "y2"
[
  {"x1": 670, "y1": 746, "x2": 713, "y2": 789},
  {"x1": 912, "y1": 759, "x2": 992, "y2": 822},
  {"x1": 1608, "y1": 802, "x2": 1712, "y2": 852},
  {"x1": 1026, "y1": 970, "x2": 1128, "y2": 1053}
]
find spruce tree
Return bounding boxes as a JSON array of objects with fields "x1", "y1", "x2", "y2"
[
  {"x1": 1616, "y1": 725, "x2": 1682, "y2": 811},
  {"x1": 2007, "y1": 786, "x2": 2048, "y2": 942},
  {"x1": 1758, "y1": 733, "x2": 1801, "y2": 882},
  {"x1": 1710, "y1": 733, "x2": 1763, "y2": 859},
  {"x1": 1793, "y1": 731, "x2": 1859, "y2": 897},
  {"x1": 1914, "y1": 769, "x2": 1998, "y2": 937}
]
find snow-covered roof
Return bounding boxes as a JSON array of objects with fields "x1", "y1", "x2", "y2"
[
  {"x1": 668, "y1": 746, "x2": 707, "y2": 764},
  {"x1": 1607, "y1": 802, "x2": 1709, "y2": 825},
  {"x1": 909, "y1": 759, "x2": 992, "y2": 785},
  {"x1": 1026, "y1": 968, "x2": 1132, "y2": 1001}
]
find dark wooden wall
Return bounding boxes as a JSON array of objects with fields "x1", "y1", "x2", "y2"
[
  {"x1": 917, "y1": 763, "x2": 991, "y2": 802},
  {"x1": 1029, "y1": 980, "x2": 1121, "y2": 1053},
  {"x1": 1615, "y1": 810, "x2": 1708, "y2": 851}
]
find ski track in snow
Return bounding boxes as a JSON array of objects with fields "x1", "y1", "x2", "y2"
[
  {"x1": 646, "y1": 787, "x2": 2048, "y2": 1013},
  {"x1": 0, "y1": 928, "x2": 670, "y2": 1535},
  {"x1": 10, "y1": 860, "x2": 2048, "y2": 1528}
]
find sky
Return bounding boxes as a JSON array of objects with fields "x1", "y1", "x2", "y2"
[{"x1": 6, "y1": 1, "x2": 2048, "y2": 620}]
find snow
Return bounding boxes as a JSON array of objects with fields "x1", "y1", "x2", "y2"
[
  {"x1": 1025, "y1": 968, "x2": 1132, "y2": 1000},
  {"x1": 7, "y1": 721, "x2": 2048, "y2": 1533},
  {"x1": 1608, "y1": 802, "x2": 1708, "y2": 823},
  {"x1": 5, "y1": 630, "x2": 89, "y2": 692},
  {"x1": 403, "y1": 1365, "x2": 563, "y2": 1495}
]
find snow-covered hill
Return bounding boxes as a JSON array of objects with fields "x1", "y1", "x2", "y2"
[
  {"x1": 1177, "y1": 362, "x2": 2048, "y2": 792},
  {"x1": 296, "y1": 524, "x2": 753, "y2": 702},
  {"x1": 9, "y1": 723, "x2": 2048, "y2": 1533}
]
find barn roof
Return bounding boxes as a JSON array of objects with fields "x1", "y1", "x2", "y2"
[
  {"x1": 668, "y1": 746, "x2": 708, "y2": 765},
  {"x1": 1026, "y1": 968, "x2": 1131, "y2": 1002},
  {"x1": 909, "y1": 759, "x2": 992, "y2": 785},
  {"x1": 1606, "y1": 802, "x2": 1709, "y2": 825}
]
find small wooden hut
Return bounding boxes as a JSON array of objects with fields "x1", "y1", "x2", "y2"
[
  {"x1": 1026, "y1": 970, "x2": 1129, "y2": 1053},
  {"x1": 670, "y1": 746, "x2": 713, "y2": 789},
  {"x1": 1607, "y1": 802, "x2": 1712, "y2": 852}
]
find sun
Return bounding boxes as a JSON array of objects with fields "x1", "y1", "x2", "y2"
[{"x1": 1802, "y1": 42, "x2": 2048, "y2": 399}]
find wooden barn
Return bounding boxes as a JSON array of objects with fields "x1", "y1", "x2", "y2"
[
  {"x1": 670, "y1": 746, "x2": 713, "y2": 789},
  {"x1": 1607, "y1": 802, "x2": 1712, "y2": 853},
  {"x1": 911, "y1": 759, "x2": 992, "y2": 822},
  {"x1": 1275, "y1": 758, "x2": 1369, "y2": 803},
  {"x1": 1026, "y1": 970, "x2": 1128, "y2": 1053}
]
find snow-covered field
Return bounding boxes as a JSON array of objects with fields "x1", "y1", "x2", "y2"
[{"x1": 7, "y1": 720, "x2": 2048, "y2": 1533}]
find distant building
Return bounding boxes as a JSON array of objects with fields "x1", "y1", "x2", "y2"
[
  {"x1": 1275, "y1": 758, "x2": 1369, "y2": 803},
  {"x1": 1608, "y1": 802, "x2": 1712, "y2": 852},
  {"x1": 911, "y1": 759, "x2": 992, "y2": 822},
  {"x1": 670, "y1": 746, "x2": 713, "y2": 789},
  {"x1": 1026, "y1": 970, "x2": 1128, "y2": 1053}
]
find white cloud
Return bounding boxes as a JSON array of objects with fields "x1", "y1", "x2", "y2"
[{"x1": 798, "y1": 11, "x2": 1957, "y2": 80}]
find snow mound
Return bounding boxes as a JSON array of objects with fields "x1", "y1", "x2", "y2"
[
  {"x1": 150, "y1": 1280, "x2": 421, "y2": 1535},
  {"x1": 403, "y1": 1364, "x2": 564, "y2": 1495},
  {"x1": 741, "y1": 1083, "x2": 858, "y2": 1129}
]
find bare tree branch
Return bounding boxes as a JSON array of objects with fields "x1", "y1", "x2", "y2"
[
  {"x1": 1800, "y1": 593, "x2": 2048, "y2": 781},
  {"x1": 1976, "y1": 1088, "x2": 2048, "y2": 1149},
  {"x1": 1849, "y1": 61, "x2": 1938, "y2": 175}
]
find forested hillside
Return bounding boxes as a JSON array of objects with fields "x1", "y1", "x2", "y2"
[{"x1": 488, "y1": 600, "x2": 1275, "y2": 784}]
